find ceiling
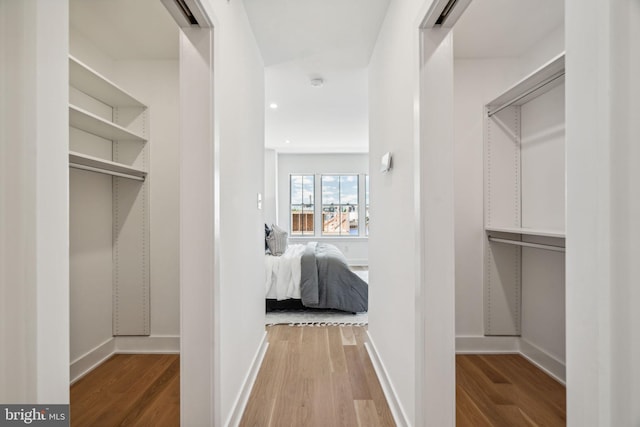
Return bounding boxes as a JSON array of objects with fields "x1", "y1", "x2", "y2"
[
  {"x1": 453, "y1": 0, "x2": 564, "y2": 58},
  {"x1": 70, "y1": 0, "x2": 564, "y2": 154},
  {"x1": 243, "y1": 0, "x2": 390, "y2": 153},
  {"x1": 70, "y1": 0, "x2": 179, "y2": 60}
]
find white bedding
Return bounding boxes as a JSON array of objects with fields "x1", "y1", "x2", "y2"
[{"x1": 264, "y1": 244, "x2": 306, "y2": 300}]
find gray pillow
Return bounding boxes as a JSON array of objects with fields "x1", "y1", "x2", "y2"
[{"x1": 266, "y1": 224, "x2": 288, "y2": 256}]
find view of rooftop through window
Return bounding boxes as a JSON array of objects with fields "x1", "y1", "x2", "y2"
[
  {"x1": 290, "y1": 175, "x2": 314, "y2": 235},
  {"x1": 322, "y1": 175, "x2": 358, "y2": 236},
  {"x1": 290, "y1": 174, "x2": 368, "y2": 236}
]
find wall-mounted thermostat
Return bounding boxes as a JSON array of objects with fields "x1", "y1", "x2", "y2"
[{"x1": 380, "y1": 152, "x2": 392, "y2": 173}]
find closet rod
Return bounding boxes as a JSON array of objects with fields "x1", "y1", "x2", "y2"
[
  {"x1": 488, "y1": 237, "x2": 565, "y2": 253},
  {"x1": 69, "y1": 163, "x2": 145, "y2": 181},
  {"x1": 488, "y1": 70, "x2": 565, "y2": 117}
]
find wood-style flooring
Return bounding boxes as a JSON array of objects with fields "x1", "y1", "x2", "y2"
[
  {"x1": 69, "y1": 339, "x2": 566, "y2": 427},
  {"x1": 70, "y1": 354, "x2": 179, "y2": 427},
  {"x1": 456, "y1": 354, "x2": 566, "y2": 426},
  {"x1": 240, "y1": 325, "x2": 396, "y2": 427}
]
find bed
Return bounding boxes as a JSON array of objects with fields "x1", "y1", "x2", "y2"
[{"x1": 265, "y1": 242, "x2": 368, "y2": 313}]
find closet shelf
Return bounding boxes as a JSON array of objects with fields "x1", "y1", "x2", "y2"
[
  {"x1": 485, "y1": 226, "x2": 565, "y2": 239},
  {"x1": 69, "y1": 55, "x2": 146, "y2": 108},
  {"x1": 487, "y1": 52, "x2": 565, "y2": 117},
  {"x1": 69, "y1": 151, "x2": 146, "y2": 181},
  {"x1": 69, "y1": 105, "x2": 147, "y2": 142}
]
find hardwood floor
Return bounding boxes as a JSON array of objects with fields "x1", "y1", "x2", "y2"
[
  {"x1": 70, "y1": 354, "x2": 179, "y2": 427},
  {"x1": 456, "y1": 354, "x2": 566, "y2": 426},
  {"x1": 69, "y1": 340, "x2": 565, "y2": 427},
  {"x1": 240, "y1": 325, "x2": 396, "y2": 427}
]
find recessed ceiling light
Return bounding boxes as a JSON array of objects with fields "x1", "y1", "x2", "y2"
[
  {"x1": 285, "y1": 140, "x2": 291, "y2": 144},
  {"x1": 310, "y1": 78, "x2": 324, "y2": 87},
  {"x1": 269, "y1": 103, "x2": 278, "y2": 109}
]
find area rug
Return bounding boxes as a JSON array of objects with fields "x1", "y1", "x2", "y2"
[{"x1": 265, "y1": 310, "x2": 368, "y2": 326}]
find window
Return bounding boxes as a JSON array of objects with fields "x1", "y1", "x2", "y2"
[
  {"x1": 290, "y1": 175, "x2": 314, "y2": 235},
  {"x1": 365, "y1": 174, "x2": 369, "y2": 236},
  {"x1": 321, "y1": 175, "x2": 359, "y2": 236}
]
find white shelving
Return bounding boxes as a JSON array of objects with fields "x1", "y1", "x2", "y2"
[
  {"x1": 69, "y1": 151, "x2": 146, "y2": 181},
  {"x1": 487, "y1": 53, "x2": 565, "y2": 117},
  {"x1": 485, "y1": 226, "x2": 565, "y2": 239},
  {"x1": 484, "y1": 53, "x2": 566, "y2": 337},
  {"x1": 69, "y1": 55, "x2": 145, "y2": 108},
  {"x1": 68, "y1": 54, "x2": 150, "y2": 336},
  {"x1": 69, "y1": 105, "x2": 147, "y2": 142}
]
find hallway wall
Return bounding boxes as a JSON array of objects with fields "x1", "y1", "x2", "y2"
[
  {"x1": 368, "y1": 0, "x2": 427, "y2": 423},
  {"x1": 0, "y1": 0, "x2": 70, "y2": 403}
]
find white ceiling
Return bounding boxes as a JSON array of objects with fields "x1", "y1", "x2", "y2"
[
  {"x1": 69, "y1": 0, "x2": 564, "y2": 154},
  {"x1": 243, "y1": 0, "x2": 390, "y2": 153},
  {"x1": 70, "y1": 0, "x2": 179, "y2": 60},
  {"x1": 453, "y1": 0, "x2": 564, "y2": 58}
]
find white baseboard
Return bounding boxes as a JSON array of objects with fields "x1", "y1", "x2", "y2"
[
  {"x1": 70, "y1": 335, "x2": 180, "y2": 383},
  {"x1": 348, "y1": 259, "x2": 369, "y2": 267},
  {"x1": 116, "y1": 335, "x2": 180, "y2": 354},
  {"x1": 455, "y1": 336, "x2": 519, "y2": 354},
  {"x1": 70, "y1": 338, "x2": 116, "y2": 384},
  {"x1": 226, "y1": 332, "x2": 269, "y2": 427},
  {"x1": 365, "y1": 332, "x2": 411, "y2": 427},
  {"x1": 519, "y1": 338, "x2": 566, "y2": 385}
]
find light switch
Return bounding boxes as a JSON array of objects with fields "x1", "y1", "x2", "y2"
[{"x1": 257, "y1": 193, "x2": 262, "y2": 210}]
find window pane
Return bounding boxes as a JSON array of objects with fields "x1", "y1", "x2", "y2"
[
  {"x1": 302, "y1": 206, "x2": 314, "y2": 233},
  {"x1": 366, "y1": 206, "x2": 369, "y2": 236},
  {"x1": 365, "y1": 175, "x2": 370, "y2": 205},
  {"x1": 291, "y1": 175, "x2": 314, "y2": 235},
  {"x1": 365, "y1": 175, "x2": 369, "y2": 236},
  {"x1": 321, "y1": 175, "x2": 339, "y2": 204},
  {"x1": 291, "y1": 205, "x2": 302, "y2": 235},
  {"x1": 302, "y1": 175, "x2": 314, "y2": 205},
  {"x1": 322, "y1": 205, "x2": 340, "y2": 235},
  {"x1": 290, "y1": 175, "x2": 303, "y2": 204},
  {"x1": 340, "y1": 175, "x2": 358, "y2": 205},
  {"x1": 321, "y1": 175, "x2": 360, "y2": 236},
  {"x1": 343, "y1": 204, "x2": 359, "y2": 235}
]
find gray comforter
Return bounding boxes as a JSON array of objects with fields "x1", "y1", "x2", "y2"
[{"x1": 300, "y1": 242, "x2": 368, "y2": 313}]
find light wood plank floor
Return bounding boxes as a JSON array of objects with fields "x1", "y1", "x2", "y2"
[
  {"x1": 240, "y1": 325, "x2": 396, "y2": 427},
  {"x1": 70, "y1": 354, "x2": 179, "y2": 427},
  {"x1": 69, "y1": 340, "x2": 565, "y2": 427},
  {"x1": 456, "y1": 354, "x2": 566, "y2": 426}
]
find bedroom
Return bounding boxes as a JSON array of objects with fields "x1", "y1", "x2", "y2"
[
  {"x1": 253, "y1": 0, "x2": 378, "y2": 319},
  {"x1": 2, "y1": 0, "x2": 639, "y2": 426}
]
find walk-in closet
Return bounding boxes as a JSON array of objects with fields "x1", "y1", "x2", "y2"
[
  {"x1": 452, "y1": 0, "x2": 566, "y2": 422},
  {"x1": 68, "y1": 0, "x2": 180, "y2": 382},
  {"x1": 484, "y1": 54, "x2": 565, "y2": 375}
]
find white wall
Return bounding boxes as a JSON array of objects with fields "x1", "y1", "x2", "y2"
[
  {"x1": 368, "y1": 0, "x2": 427, "y2": 423},
  {"x1": 210, "y1": 0, "x2": 266, "y2": 423},
  {"x1": 264, "y1": 148, "x2": 277, "y2": 225},
  {"x1": 175, "y1": 1, "x2": 265, "y2": 422},
  {"x1": 566, "y1": 0, "x2": 640, "y2": 424},
  {"x1": 276, "y1": 153, "x2": 369, "y2": 265},
  {"x1": 0, "y1": 0, "x2": 69, "y2": 403}
]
